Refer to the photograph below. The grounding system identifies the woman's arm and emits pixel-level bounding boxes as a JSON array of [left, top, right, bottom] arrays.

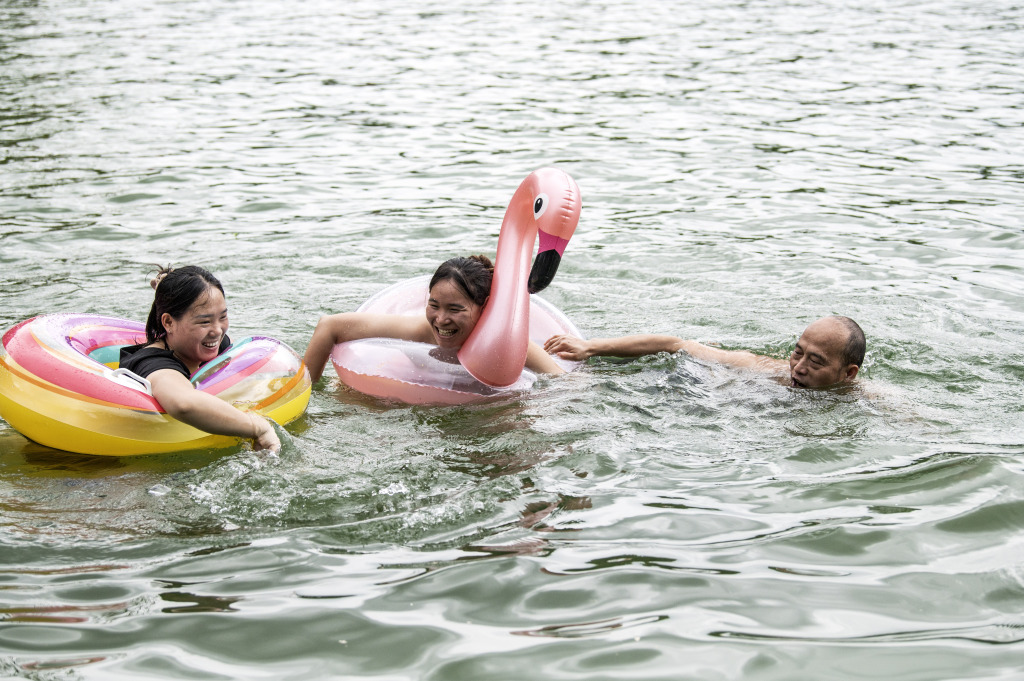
[[303, 312, 428, 382], [148, 369, 281, 452], [526, 339, 566, 375]]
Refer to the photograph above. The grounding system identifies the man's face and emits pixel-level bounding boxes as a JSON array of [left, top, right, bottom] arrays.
[[788, 318, 858, 388]]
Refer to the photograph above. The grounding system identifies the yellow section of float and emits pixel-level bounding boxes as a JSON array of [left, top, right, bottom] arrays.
[[0, 323, 311, 457]]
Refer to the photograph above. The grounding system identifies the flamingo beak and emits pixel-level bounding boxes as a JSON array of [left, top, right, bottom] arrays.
[[528, 249, 561, 294], [528, 227, 572, 294]]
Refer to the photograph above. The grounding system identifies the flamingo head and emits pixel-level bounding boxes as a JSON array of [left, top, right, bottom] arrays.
[[525, 168, 582, 294]]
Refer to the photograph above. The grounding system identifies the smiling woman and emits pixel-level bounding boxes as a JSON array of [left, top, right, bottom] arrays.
[[0, 266, 311, 455], [118, 265, 283, 452], [302, 255, 565, 386], [426, 256, 491, 350]]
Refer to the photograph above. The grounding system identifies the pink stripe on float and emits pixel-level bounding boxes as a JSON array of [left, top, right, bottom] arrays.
[[195, 345, 273, 395]]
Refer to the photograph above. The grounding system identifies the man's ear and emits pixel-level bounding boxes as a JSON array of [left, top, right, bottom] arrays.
[[844, 364, 859, 381]]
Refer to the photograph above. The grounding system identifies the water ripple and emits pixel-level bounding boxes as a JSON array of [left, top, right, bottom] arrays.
[[3, 0, 1024, 678]]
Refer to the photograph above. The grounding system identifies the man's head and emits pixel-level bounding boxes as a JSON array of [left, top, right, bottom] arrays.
[[789, 316, 865, 388]]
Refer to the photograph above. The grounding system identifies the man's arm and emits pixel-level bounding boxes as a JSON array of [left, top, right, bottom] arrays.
[[544, 334, 685, 360], [544, 333, 787, 374]]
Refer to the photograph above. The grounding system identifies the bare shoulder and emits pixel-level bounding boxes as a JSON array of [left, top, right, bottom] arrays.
[[751, 355, 791, 375]]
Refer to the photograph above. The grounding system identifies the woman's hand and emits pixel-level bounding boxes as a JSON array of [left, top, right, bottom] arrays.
[[249, 413, 282, 454]]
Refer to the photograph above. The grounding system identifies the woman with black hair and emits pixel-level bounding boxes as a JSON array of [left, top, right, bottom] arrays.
[[119, 265, 280, 452], [303, 255, 565, 383]]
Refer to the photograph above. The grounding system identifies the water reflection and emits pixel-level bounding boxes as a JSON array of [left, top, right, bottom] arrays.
[[159, 590, 241, 614], [2, 0, 1024, 677]]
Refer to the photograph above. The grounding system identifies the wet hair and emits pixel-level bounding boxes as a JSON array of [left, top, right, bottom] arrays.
[[144, 265, 225, 344], [833, 316, 866, 367], [428, 255, 494, 306]]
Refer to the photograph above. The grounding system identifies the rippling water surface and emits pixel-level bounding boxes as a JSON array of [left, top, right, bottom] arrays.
[[2, 0, 1023, 678]]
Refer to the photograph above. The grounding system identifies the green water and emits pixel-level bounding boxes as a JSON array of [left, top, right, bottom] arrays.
[[2, 0, 1023, 678]]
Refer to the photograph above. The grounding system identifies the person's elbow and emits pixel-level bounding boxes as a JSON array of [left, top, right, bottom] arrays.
[[311, 314, 337, 341], [665, 337, 687, 354], [157, 391, 203, 422], [150, 380, 205, 423]]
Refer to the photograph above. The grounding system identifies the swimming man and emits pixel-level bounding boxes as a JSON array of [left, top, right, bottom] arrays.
[[544, 315, 865, 389]]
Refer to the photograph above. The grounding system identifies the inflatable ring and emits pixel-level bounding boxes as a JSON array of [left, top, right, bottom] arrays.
[[330, 167, 584, 405], [331, 275, 583, 405], [0, 314, 311, 456]]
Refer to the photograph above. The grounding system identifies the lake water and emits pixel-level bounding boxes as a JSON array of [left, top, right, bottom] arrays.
[[2, 0, 1023, 678]]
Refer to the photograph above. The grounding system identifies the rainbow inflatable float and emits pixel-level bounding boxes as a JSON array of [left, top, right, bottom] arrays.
[[331, 167, 584, 405], [0, 314, 311, 456]]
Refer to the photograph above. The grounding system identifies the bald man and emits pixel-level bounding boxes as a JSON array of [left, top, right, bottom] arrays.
[[544, 316, 865, 389]]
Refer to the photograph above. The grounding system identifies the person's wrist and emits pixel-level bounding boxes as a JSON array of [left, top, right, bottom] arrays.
[[248, 413, 264, 438]]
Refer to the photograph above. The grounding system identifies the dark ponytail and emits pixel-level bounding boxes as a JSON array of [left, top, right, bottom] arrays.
[[429, 255, 494, 306], [144, 265, 225, 344]]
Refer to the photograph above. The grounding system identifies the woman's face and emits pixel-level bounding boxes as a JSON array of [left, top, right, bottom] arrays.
[[162, 286, 229, 371], [425, 279, 483, 350]]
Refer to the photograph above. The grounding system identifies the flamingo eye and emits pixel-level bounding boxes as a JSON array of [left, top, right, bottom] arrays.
[[533, 193, 549, 219]]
